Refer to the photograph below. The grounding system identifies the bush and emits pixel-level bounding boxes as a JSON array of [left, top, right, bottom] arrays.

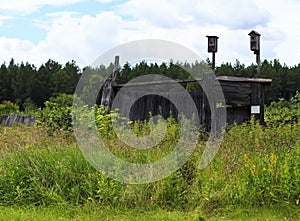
[[36, 94, 73, 131], [23, 98, 38, 116], [0, 101, 19, 115], [265, 91, 300, 123]]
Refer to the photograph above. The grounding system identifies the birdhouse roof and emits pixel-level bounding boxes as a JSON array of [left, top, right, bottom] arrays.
[[248, 30, 261, 36], [206, 35, 219, 39]]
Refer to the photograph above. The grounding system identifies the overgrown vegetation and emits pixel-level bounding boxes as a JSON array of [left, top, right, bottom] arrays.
[[0, 92, 299, 220], [0, 122, 299, 210], [265, 91, 300, 123], [0, 101, 19, 115], [36, 94, 74, 131]]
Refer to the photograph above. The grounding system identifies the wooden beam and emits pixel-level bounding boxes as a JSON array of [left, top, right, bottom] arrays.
[[115, 78, 203, 88], [115, 76, 272, 88], [216, 76, 272, 84]]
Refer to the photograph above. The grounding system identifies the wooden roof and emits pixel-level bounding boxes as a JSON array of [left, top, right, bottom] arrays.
[[116, 76, 272, 88]]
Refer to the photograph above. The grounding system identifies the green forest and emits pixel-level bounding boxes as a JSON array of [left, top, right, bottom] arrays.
[[0, 58, 299, 111]]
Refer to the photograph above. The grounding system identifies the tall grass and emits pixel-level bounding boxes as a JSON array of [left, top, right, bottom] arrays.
[[0, 119, 299, 213]]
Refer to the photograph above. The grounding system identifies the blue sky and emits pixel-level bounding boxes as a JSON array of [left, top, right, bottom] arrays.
[[0, 0, 300, 68]]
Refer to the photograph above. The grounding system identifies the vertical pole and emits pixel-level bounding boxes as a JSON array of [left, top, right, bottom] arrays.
[[256, 52, 261, 77], [202, 73, 209, 131], [112, 56, 119, 82], [212, 52, 216, 70], [260, 84, 265, 124], [256, 51, 264, 124], [101, 56, 120, 111], [251, 83, 260, 121], [211, 52, 217, 131], [202, 72, 216, 132]]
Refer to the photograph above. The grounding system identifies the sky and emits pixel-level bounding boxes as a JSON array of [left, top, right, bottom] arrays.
[[0, 0, 299, 69]]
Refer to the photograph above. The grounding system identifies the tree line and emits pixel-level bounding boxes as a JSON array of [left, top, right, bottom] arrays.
[[0, 58, 299, 110], [0, 59, 81, 110]]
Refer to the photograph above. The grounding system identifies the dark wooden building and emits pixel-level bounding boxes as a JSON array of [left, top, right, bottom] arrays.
[[101, 57, 272, 131]]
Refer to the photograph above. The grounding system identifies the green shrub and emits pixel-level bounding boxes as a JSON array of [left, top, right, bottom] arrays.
[[36, 94, 73, 131], [265, 91, 300, 123], [23, 98, 38, 116], [0, 101, 19, 115]]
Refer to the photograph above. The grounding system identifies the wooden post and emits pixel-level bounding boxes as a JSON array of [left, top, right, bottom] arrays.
[[256, 51, 261, 77], [202, 72, 216, 132], [251, 83, 261, 121], [101, 56, 119, 111], [212, 52, 216, 70], [256, 51, 265, 124], [112, 56, 119, 82], [251, 83, 265, 124], [249, 30, 264, 124], [260, 83, 265, 124]]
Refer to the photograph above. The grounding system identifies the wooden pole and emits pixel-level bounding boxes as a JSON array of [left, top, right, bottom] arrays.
[[256, 51, 261, 77], [256, 51, 265, 124], [101, 56, 119, 111], [112, 56, 119, 82], [202, 72, 216, 132], [212, 52, 216, 70]]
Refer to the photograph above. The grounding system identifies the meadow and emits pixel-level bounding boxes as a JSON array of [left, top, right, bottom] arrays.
[[0, 92, 299, 220]]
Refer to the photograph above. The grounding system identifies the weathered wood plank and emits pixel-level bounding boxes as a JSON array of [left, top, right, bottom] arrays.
[[115, 76, 272, 88], [215, 85, 252, 95], [216, 97, 250, 106], [115, 78, 203, 88], [216, 76, 272, 84]]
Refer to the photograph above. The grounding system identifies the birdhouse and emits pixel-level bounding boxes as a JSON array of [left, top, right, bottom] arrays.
[[206, 36, 219, 53], [248, 30, 260, 54]]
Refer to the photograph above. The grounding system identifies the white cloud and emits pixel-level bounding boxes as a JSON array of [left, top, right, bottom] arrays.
[[252, 0, 300, 65], [0, 0, 86, 14], [0, 11, 125, 67], [113, 0, 272, 65], [0, 37, 37, 63], [118, 0, 270, 30], [115, 0, 300, 66], [0, 8, 283, 68], [194, 0, 270, 29], [0, 0, 300, 68], [117, 0, 191, 29], [95, 0, 114, 3], [0, 15, 12, 27], [43, 11, 124, 65]]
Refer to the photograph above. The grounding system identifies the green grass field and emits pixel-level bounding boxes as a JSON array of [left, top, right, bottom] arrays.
[[0, 205, 299, 220], [0, 116, 299, 220]]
